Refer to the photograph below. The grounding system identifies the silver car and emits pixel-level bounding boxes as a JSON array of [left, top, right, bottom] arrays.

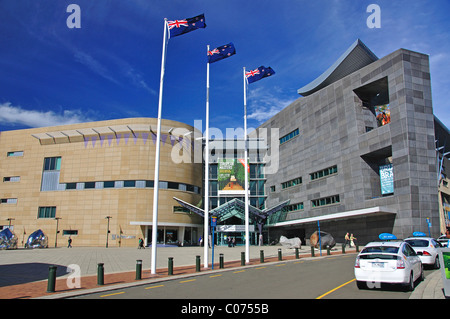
[[404, 237, 441, 269]]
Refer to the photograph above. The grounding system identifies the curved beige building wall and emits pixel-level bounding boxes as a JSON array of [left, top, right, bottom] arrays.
[[0, 118, 203, 247]]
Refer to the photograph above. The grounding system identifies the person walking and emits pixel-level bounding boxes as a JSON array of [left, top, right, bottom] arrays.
[[350, 234, 357, 248], [67, 236, 72, 248], [344, 233, 350, 248]]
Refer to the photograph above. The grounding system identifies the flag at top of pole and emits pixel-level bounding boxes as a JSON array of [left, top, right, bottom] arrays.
[[167, 14, 206, 38], [207, 43, 236, 64], [245, 66, 275, 84]]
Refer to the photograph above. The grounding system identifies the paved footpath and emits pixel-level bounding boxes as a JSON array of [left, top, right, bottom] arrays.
[[0, 245, 445, 299]]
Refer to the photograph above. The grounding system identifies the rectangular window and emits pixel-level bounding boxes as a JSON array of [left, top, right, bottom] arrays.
[[279, 128, 299, 145], [38, 206, 56, 218], [281, 177, 302, 189], [311, 195, 340, 208], [3, 176, 20, 182], [7, 151, 24, 157], [66, 183, 77, 190], [104, 181, 115, 188], [43, 157, 61, 171], [310, 165, 338, 181], [173, 206, 191, 214], [285, 202, 304, 212], [124, 180, 136, 188], [84, 182, 96, 189], [63, 230, 78, 236], [270, 185, 276, 192], [1, 198, 18, 204]]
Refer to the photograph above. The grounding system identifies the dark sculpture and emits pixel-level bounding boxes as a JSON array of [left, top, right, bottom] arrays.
[[310, 231, 336, 249], [25, 229, 49, 249], [0, 228, 18, 250]]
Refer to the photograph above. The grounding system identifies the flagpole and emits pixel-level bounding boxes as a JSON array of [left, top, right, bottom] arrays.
[[151, 18, 168, 275], [204, 45, 210, 269], [243, 67, 250, 264]]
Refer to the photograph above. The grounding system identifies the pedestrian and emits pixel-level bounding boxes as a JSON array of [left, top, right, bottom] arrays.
[[344, 233, 350, 248], [350, 233, 357, 248], [232, 237, 236, 247], [199, 236, 203, 247], [138, 238, 144, 249], [446, 227, 450, 248], [67, 236, 72, 248]]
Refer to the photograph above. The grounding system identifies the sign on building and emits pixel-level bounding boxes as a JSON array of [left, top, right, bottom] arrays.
[[379, 164, 394, 195]]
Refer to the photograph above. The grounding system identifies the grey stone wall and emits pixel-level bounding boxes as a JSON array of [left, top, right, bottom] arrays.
[[258, 48, 439, 244]]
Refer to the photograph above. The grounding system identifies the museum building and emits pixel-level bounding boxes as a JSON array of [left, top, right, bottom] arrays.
[[257, 40, 449, 244]]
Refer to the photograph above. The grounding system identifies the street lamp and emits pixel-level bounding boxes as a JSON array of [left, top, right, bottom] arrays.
[[54, 217, 62, 248], [6, 218, 15, 228], [105, 216, 112, 248]]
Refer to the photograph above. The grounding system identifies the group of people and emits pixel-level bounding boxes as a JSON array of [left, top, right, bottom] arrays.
[[344, 233, 357, 248], [226, 237, 236, 247]]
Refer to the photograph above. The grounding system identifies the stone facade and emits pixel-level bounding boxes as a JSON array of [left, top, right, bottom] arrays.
[[258, 48, 439, 244]]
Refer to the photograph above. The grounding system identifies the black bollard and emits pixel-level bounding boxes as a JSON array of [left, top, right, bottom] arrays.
[[241, 252, 245, 266], [219, 254, 224, 269], [278, 248, 282, 261], [97, 263, 104, 285], [260, 250, 265, 263], [168, 257, 174, 275], [295, 248, 299, 259], [135, 260, 142, 280], [311, 246, 315, 257], [342, 244, 346, 254], [196, 255, 201, 272], [47, 265, 57, 293]]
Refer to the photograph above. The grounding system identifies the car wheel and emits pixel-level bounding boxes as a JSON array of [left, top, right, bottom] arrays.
[[356, 281, 366, 290], [420, 265, 425, 282], [405, 272, 415, 292], [434, 257, 440, 269]]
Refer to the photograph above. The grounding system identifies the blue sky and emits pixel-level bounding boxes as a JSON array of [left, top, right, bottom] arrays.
[[0, 0, 449, 135]]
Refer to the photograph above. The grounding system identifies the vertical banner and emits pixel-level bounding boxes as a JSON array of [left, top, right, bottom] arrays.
[[379, 164, 393, 195], [217, 159, 249, 195]]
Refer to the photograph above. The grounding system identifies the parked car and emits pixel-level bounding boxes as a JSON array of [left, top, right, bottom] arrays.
[[354, 241, 423, 291], [404, 237, 441, 269], [436, 235, 450, 247]]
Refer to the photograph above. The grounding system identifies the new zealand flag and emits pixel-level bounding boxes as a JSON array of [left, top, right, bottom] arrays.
[[245, 66, 275, 84], [167, 14, 206, 38], [207, 43, 236, 64]]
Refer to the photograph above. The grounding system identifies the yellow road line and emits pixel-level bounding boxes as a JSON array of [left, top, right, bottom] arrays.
[[275, 264, 286, 267], [255, 266, 266, 269], [316, 279, 356, 299], [180, 279, 196, 283], [100, 291, 125, 298], [233, 270, 245, 273], [209, 274, 222, 278], [145, 285, 164, 290]]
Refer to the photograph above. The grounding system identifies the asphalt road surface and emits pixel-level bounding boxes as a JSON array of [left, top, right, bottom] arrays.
[[72, 254, 433, 300]]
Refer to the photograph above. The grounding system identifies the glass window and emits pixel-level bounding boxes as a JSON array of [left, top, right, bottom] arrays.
[[66, 183, 77, 190], [43, 157, 61, 171], [104, 181, 115, 188], [124, 180, 136, 188], [7, 151, 24, 157], [38, 206, 56, 218], [84, 182, 95, 189]]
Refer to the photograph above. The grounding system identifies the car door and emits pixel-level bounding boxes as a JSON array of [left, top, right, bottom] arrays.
[[404, 243, 421, 279]]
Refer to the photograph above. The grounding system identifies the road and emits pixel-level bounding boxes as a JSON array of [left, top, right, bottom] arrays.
[[73, 253, 433, 300]]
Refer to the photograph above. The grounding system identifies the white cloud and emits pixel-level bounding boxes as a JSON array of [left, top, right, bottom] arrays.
[[247, 87, 296, 123], [0, 102, 93, 128]]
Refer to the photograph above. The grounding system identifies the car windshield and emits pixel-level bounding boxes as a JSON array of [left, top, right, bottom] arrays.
[[405, 239, 429, 247], [360, 246, 399, 254]]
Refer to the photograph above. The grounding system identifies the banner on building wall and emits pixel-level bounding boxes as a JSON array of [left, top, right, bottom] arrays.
[[217, 158, 249, 196], [375, 104, 391, 126], [379, 163, 394, 195]]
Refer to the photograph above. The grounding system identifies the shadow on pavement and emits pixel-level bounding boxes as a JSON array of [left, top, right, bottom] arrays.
[[0, 263, 68, 287]]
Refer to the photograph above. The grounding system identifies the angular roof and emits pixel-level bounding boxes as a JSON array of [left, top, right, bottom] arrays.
[[298, 39, 378, 96]]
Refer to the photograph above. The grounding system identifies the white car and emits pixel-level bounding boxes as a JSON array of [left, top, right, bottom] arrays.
[[436, 235, 450, 247], [354, 241, 423, 291], [404, 237, 441, 269]]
